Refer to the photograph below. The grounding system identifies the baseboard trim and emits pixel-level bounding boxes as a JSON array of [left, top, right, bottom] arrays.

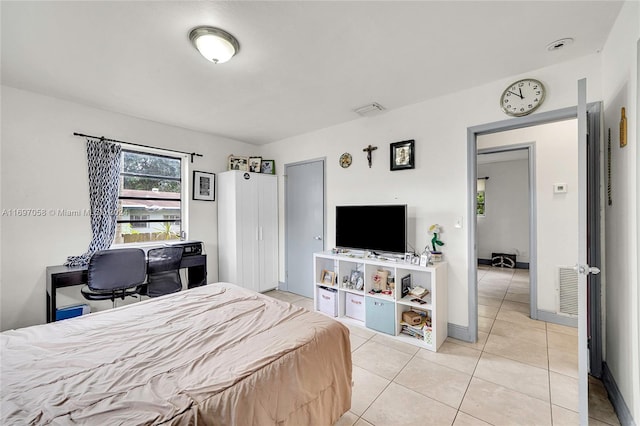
[[536, 309, 578, 327], [602, 362, 635, 426], [448, 323, 472, 342], [278, 281, 287, 291], [477, 258, 529, 269]]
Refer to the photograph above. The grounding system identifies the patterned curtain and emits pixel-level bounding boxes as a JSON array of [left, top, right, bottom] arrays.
[[65, 139, 122, 266]]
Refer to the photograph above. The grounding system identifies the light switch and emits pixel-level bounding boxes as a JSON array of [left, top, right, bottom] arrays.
[[454, 216, 463, 229], [554, 183, 568, 193]]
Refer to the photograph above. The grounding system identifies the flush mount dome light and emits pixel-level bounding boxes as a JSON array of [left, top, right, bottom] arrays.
[[189, 26, 239, 64]]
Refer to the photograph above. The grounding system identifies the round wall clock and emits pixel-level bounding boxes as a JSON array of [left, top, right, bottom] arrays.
[[500, 78, 546, 117], [339, 152, 352, 168]]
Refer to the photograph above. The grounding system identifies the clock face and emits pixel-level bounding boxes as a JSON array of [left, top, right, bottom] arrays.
[[500, 79, 545, 117], [339, 153, 352, 168]]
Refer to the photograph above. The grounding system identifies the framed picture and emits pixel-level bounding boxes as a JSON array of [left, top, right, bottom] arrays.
[[390, 139, 415, 171], [321, 269, 336, 285], [261, 160, 275, 174], [249, 157, 262, 173], [401, 274, 412, 297], [193, 171, 215, 201], [349, 269, 364, 290], [228, 155, 249, 171]]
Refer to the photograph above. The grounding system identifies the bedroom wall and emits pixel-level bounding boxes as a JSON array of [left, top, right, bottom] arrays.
[[262, 54, 603, 328], [477, 159, 530, 264], [600, 0, 639, 422], [477, 120, 578, 313], [0, 85, 254, 331]]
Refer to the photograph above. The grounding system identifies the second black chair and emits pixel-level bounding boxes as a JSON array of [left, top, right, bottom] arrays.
[[144, 246, 184, 297], [81, 248, 146, 307]]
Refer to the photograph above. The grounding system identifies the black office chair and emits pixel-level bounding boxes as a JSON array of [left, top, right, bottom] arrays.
[[81, 248, 146, 307], [143, 246, 184, 298]]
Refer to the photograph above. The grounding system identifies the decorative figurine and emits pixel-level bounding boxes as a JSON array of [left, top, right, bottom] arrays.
[[428, 224, 444, 252], [427, 224, 444, 262]]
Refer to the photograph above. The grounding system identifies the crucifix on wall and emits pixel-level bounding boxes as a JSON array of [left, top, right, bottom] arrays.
[[363, 145, 378, 168]]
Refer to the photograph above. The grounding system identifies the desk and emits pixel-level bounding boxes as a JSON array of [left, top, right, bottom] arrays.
[[46, 254, 207, 323]]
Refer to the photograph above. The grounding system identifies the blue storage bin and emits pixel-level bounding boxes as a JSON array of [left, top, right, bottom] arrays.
[[56, 304, 90, 321], [365, 297, 395, 335]]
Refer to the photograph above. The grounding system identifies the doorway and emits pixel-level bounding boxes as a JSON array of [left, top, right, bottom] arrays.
[[467, 104, 603, 375], [476, 146, 535, 319], [284, 158, 325, 298]]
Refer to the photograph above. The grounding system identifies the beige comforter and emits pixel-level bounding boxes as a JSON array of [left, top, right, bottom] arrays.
[[1, 283, 352, 425]]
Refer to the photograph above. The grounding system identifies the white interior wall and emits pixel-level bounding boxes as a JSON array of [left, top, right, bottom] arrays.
[[0, 85, 255, 331], [477, 159, 530, 264], [600, 0, 639, 421], [262, 54, 602, 328]]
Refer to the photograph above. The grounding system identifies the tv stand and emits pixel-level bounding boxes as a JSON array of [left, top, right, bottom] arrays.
[[313, 250, 448, 351]]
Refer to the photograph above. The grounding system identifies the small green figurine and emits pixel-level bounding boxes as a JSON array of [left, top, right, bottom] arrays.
[[429, 224, 444, 252]]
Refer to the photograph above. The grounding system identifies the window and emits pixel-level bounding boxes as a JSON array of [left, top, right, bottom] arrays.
[[130, 214, 150, 228], [114, 148, 185, 244], [477, 178, 486, 216], [163, 214, 180, 225]]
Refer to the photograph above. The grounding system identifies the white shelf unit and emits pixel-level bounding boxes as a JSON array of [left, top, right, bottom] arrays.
[[313, 251, 448, 352]]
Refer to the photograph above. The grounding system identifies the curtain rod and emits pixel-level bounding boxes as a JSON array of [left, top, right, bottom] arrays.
[[73, 132, 203, 163]]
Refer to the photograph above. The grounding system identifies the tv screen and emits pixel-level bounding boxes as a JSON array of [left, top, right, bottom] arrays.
[[335, 205, 407, 254]]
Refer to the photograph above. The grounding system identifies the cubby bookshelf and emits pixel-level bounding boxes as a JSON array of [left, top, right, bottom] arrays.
[[313, 251, 448, 352]]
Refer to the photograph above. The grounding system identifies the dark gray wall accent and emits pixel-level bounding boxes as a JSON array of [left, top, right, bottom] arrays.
[[478, 259, 529, 269], [447, 323, 472, 342], [536, 309, 578, 328], [603, 362, 635, 426]]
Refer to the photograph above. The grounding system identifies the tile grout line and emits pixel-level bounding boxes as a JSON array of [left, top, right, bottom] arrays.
[[353, 334, 416, 426]]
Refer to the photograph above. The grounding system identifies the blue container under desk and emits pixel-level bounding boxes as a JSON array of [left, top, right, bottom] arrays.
[[55, 304, 90, 321], [365, 297, 395, 335]]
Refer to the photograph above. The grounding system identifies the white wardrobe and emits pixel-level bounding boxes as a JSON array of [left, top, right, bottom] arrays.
[[217, 170, 278, 293]]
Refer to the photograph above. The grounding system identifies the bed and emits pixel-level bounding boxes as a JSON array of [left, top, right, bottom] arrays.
[[1, 283, 352, 425]]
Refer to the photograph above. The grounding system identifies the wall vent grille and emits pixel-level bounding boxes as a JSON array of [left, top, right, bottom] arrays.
[[557, 266, 578, 317]]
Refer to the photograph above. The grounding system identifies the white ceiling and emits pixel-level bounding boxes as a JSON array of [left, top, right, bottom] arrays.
[[1, 1, 624, 145]]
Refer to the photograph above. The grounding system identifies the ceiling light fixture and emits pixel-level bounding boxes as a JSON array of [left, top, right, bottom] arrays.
[[189, 26, 240, 64]]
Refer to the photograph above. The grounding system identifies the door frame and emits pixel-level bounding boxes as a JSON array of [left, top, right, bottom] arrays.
[[466, 104, 603, 374], [476, 144, 537, 319], [283, 157, 326, 293]]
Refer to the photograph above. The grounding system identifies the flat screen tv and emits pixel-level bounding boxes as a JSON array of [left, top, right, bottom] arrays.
[[335, 204, 407, 254]]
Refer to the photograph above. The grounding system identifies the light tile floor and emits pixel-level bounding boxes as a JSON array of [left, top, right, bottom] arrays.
[[264, 268, 620, 426]]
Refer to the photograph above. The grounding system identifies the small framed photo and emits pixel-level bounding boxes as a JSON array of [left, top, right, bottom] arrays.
[[401, 274, 412, 297], [404, 252, 413, 263], [228, 155, 248, 171], [321, 269, 336, 285], [261, 160, 275, 174], [249, 157, 262, 173], [390, 139, 415, 171], [349, 269, 364, 290], [193, 171, 215, 201]]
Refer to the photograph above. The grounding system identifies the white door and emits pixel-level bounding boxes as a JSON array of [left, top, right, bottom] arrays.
[[577, 78, 599, 424], [258, 174, 278, 292]]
